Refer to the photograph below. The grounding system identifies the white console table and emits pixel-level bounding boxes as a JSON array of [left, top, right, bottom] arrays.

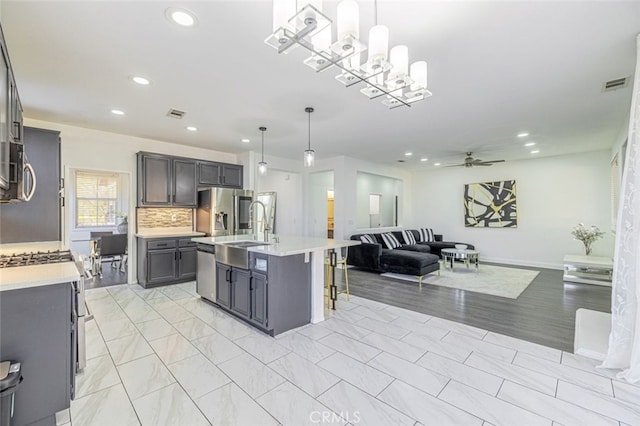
[[563, 255, 613, 286]]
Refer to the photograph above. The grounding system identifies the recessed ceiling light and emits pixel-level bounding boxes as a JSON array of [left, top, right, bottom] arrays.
[[111, 109, 125, 116], [420, 158, 428, 162], [404, 152, 413, 156], [530, 150, 540, 154], [166, 8, 197, 27], [131, 76, 150, 85], [524, 142, 536, 147], [241, 138, 250, 143], [434, 162, 441, 166], [517, 132, 529, 138], [186, 126, 197, 132]]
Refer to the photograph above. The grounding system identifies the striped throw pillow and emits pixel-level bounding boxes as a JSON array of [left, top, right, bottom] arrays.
[[402, 230, 416, 245], [419, 228, 435, 242], [359, 234, 375, 244], [380, 232, 401, 249]]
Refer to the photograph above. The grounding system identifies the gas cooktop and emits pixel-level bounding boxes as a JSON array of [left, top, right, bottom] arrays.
[[0, 250, 74, 268]]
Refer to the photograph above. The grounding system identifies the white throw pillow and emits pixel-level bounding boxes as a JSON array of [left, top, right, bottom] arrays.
[[380, 232, 401, 249], [359, 234, 375, 244], [419, 228, 435, 242], [402, 230, 416, 245]]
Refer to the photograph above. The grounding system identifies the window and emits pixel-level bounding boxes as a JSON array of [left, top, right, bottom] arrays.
[[75, 171, 118, 227]]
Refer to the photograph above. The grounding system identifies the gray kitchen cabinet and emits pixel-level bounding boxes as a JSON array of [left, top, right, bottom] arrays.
[[230, 268, 251, 318], [138, 154, 172, 205], [146, 248, 177, 285], [173, 159, 197, 206], [215, 262, 231, 308], [250, 271, 268, 328], [198, 161, 243, 189], [9, 70, 22, 143], [137, 237, 197, 287], [213, 252, 309, 335], [0, 127, 61, 243], [178, 246, 197, 280], [137, 152, 197, 207], [0, 282, 73, 426]]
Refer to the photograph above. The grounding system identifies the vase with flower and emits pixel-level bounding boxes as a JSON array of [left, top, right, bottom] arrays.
[[571, 223, 605, 255], [116, 213, 128, 234]]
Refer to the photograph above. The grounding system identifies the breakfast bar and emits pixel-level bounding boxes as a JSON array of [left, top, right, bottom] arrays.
[[192, 235, 359, 334]]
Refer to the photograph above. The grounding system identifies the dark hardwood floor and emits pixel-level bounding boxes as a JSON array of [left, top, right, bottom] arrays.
[[341, 263, 611, 352], [85, 262, 128, 289]]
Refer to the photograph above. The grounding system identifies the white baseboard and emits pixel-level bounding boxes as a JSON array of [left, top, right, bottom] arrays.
[[480, 256, 563, 271]]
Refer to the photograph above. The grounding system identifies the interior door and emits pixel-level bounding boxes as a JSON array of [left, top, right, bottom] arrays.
[[0, 43, 9, 190]]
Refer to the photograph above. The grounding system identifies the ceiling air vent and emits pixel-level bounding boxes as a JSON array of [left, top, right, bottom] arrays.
[[603, 77, 628, 92], [166, 108, 186, 119]]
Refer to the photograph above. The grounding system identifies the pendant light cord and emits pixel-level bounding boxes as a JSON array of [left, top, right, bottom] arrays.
[[374, 0, 378, 26], [307, 110, 311, 150], [259, 126, 266, 162]]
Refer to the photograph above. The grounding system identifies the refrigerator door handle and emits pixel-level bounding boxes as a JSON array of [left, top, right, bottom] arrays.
[[233, 195, 240, 234]]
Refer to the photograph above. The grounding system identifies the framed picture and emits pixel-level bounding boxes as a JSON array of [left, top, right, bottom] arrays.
[[464, 180, 517, 227]]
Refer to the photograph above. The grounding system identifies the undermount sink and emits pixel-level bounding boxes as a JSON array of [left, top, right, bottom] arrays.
[[217, 241, 271, 269]]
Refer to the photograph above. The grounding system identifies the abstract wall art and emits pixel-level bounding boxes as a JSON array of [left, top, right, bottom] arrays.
[[464, 180, 517, 228]]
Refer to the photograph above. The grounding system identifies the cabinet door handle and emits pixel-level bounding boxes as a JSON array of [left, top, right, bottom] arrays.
[[175, 252, 177, 260], [179, 252, 182, 260], [226, 270, 230, 282], [229, 270, 232, 282]]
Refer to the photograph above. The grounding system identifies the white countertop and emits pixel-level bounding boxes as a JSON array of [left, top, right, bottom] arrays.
[[192, 235, 360, 257], [136, 229, 206, 239], [0, 262, 80, 292]]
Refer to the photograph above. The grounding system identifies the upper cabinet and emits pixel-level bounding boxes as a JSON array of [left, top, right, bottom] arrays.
[[137, 152, 243, 207], [198, 161, 243, 189], [1, 24, 24, 191], [137, 153, 197, 207]]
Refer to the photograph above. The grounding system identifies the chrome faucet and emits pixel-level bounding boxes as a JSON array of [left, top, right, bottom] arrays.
[[249, 200, 270, 242]]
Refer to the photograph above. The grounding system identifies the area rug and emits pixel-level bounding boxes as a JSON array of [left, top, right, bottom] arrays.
[[381, 264, 540, 299]]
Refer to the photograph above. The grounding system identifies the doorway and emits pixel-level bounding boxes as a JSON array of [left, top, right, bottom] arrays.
[[67, 168, 130, 288]]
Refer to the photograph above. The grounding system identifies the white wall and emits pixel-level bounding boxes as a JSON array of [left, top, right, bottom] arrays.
[[356, 172, 401, 228], [410, 150, 614, 269], [307, 170, 334, 238], [255, 169, 303, 236], [26, 118, 238, 283]]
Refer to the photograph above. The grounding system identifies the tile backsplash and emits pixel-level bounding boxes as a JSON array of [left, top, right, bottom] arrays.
[[137, 208, 193, 229]]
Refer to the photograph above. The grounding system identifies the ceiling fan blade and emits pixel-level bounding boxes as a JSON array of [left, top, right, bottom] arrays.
[[479, 159, 505, 164], [445, 163, 466, 168], [474, 163, 493, 166]]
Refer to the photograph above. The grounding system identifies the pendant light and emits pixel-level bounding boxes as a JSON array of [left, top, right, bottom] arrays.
[[258, 126, 267, 176], [304, 107, 315, 168]]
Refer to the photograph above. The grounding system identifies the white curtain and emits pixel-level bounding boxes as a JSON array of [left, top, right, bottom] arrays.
[[601, 34, 640, 383]]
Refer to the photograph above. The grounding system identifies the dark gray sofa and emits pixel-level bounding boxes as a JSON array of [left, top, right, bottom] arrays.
[[347, 230, 475, 286]]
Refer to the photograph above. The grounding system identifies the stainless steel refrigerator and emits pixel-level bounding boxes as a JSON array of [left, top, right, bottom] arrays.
[[196, 188, 254, 236]]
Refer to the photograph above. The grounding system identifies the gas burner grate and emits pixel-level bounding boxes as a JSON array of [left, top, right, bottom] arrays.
[[0, 250, 74, 268]]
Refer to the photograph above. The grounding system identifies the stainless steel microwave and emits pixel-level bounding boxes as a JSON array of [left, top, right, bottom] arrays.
[[0, 141, 36, 203]]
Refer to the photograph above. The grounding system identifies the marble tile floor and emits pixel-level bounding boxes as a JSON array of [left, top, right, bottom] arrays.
[[61, 281, 640, 426]]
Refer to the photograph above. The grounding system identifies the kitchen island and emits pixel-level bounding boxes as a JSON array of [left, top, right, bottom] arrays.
[[192, 235, 359, 334]]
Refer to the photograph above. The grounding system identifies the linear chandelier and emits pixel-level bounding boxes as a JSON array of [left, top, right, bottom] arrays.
[[265, 0, 431, 109]]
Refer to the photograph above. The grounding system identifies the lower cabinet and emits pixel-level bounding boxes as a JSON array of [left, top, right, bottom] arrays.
[[137, 237, 197, 287], [250, 272, 268, 328], [216, 263, 268, 328]]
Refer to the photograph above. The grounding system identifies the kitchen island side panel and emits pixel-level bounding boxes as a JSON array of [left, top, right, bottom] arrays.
[[0, 282, 72, 426], [267, 253, 311, 335]]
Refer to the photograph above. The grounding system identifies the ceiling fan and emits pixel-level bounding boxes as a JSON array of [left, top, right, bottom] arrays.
[[448, 152, 505, 168]]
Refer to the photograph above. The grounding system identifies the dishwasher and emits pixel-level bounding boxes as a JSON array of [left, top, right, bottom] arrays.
[[196, 244, 216, 302]]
